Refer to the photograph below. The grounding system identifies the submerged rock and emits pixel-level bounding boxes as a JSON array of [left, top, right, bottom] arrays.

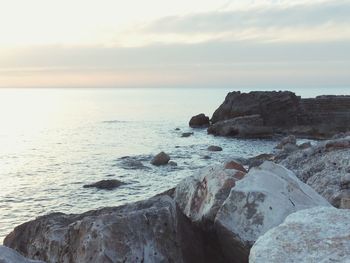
[[189, 113, 210, 128], [83, 179, 124, 190], [214, 161, 330, 262], [116, 156, 149, 170], [278, 136, 350, 207], [250, 207, 350, 263], [4, 195, 209, 263], [0, 246, 45, 263], [207, 146, 223, 152], [181, 132, 194, 138], [150, 152, 170, 166]]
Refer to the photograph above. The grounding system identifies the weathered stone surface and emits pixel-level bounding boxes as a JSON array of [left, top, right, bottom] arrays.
[[209, 91, 350, 139], [298, 141, 312, 149], [175, 165, 245, 225], [207, 146, 223, 152], [4, 195, 208, 263], [250, 207, 350, 263], [83, 179, 124, 190], [150, 151, 170, 166], [0, 246, 45, 263], [279, 136, 350, 207], [224, 161, 247, 173], [214, 161, 330, 262], [207, 115, 273, 138], [246, 153, 274, 169], [189, 113, 210, 128], [275, 135, 296, 149]]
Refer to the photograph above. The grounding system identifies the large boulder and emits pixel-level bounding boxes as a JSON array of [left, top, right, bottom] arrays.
[[189, 114, 210, 128], [0, 246, 45, 263], [175, 165, 245, 226], [278, 136, 350, 207], [4, 195, 207, 263], [211, 91, 300, 127], [250, 207, 350, 263], [207, 115, 273, 138], [83, 179, 124, 190], [150, 152, 170, 166], [214, 161, 330, 262]]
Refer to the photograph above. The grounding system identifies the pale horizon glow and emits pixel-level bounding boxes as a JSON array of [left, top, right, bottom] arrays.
[[0, 0, 349, 88]]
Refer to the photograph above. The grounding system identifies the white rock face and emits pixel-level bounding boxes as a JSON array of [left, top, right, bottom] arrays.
[[214, 161, 330, 261], [175, 165, 245, 224], [279, 136, 350, 207], [0, 246, 45, 263], [250, 207, 350, 263]]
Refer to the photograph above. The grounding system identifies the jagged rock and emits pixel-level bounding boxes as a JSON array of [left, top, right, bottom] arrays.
[[150, 152, 170, 166], [207, 146, 222, 152], [214, 161, 330, 262], [175, 165, 245, 225], [189, 114, 210, 128], [83, 179, 124, 190], [278, 136, 350, 207], [250, 207, 350, 263], [246, 153, 274, 169], [0, 246, 45, 263], [224, 161, 247, 173], [4, 195, 208, 263], [275, 135, 296, 149], [207, 115, 273, 138], [181, 132, 194, 138]]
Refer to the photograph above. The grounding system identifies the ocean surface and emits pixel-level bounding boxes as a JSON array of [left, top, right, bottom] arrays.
[[0, 87, 348, 242]]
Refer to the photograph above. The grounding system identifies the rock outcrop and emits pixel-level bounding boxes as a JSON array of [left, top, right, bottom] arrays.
[[214, 161, 330, 262], [250, 207, 350, 263], [83, 179, 124, 190], [0, 246, 45, 263], [209, 91, 350, 139], [189, 114, 210, 128], [278, 136, 350, 207], [4, 195, 209, 263], [150, 152, 170, 166]]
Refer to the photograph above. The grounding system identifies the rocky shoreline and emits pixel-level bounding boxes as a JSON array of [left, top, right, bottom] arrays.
[[1, 91, 350, 263]]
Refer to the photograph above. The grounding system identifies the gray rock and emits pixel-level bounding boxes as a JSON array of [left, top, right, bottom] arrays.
[[4, 196, 209, 263], [151, 152, 170, 166], [250, 207, 350, 263], [181, 132, 194, 138], [298, 141, 312, 149], [275, 135, 296, 149], [116, 156, 149, 170], [207, 146, 223, 152], [0, 246, 45, 263], [175, 165, 246, 225], [214, 161, 330, 262], [83, 179, 124, 190], [279, 136, 350, 207], [189, 113, 210, 128], [168, 161, 178, 166]]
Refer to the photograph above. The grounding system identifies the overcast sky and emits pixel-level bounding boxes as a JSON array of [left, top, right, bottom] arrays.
[[0, 0, 349, 88]]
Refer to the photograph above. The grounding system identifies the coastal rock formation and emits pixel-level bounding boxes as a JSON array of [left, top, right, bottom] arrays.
[[209, 91, 350, 139], [175, 165, 245, 225], [275, 135, 296, 149], [224, 161, 247, 172], [214, 161, 330, 262], [189, 114, 210, 128], [278, 136, 350, 207], [207, 115, 273, 138], [150, 151, 170, 166], [0, 246, 45, 263], [4, 195, 207, 263], [249, 207, 350, 263], [83, 179, 124, 190]]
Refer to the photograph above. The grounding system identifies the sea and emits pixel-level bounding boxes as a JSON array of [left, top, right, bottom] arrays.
[[0, 86, 349, 242]]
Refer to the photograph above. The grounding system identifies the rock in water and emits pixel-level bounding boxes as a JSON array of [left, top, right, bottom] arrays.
[[0, 246, 45, 263], [83, 179, 124, 190], [150, 151, 170, 166], [4, 196, 208, 263], [181, 132, 194, 138], [214, 161, 330, 262], [207, 146, 222, 152], [275, 135, 296, 149], [175, 165, 245, 225], [189, 113, 210, 128], [278, 136, 350, 207], [249, 207, 350, 263]]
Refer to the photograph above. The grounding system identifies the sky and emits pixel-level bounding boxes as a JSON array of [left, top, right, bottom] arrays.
[[0, 0, 349, 88]]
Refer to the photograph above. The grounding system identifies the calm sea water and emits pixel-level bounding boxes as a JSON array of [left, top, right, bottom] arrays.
[[0, 87, 349, 242]]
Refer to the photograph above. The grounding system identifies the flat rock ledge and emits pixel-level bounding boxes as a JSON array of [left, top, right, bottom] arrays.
[[250, 207, 350, 263]]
